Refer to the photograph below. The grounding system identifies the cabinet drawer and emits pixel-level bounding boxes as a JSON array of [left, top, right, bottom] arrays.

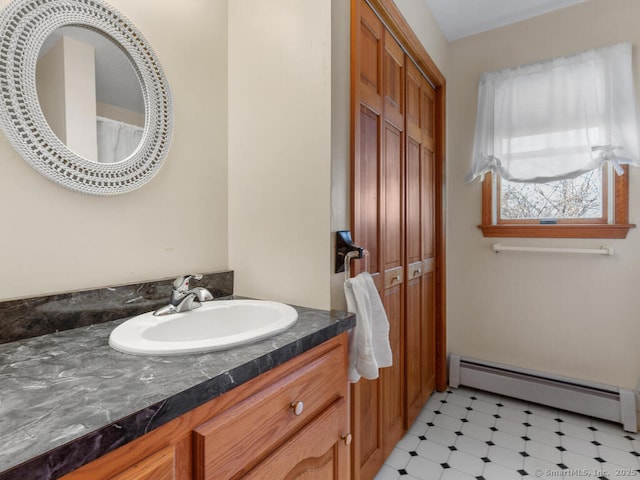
[[193, 341, 346, 480]]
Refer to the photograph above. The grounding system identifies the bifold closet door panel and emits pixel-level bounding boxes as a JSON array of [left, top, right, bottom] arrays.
[[421, 77, 437, 398], [351, 0, 445, 476], [379, 29, 406, 458], [404, 59, 425, 426], [351, 1, 385, 478]]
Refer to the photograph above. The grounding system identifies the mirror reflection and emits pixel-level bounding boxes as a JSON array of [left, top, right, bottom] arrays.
[[36, 26, 145, 164]]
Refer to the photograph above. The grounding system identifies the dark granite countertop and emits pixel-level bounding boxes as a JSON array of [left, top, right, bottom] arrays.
[[0, 301, 355, 480]]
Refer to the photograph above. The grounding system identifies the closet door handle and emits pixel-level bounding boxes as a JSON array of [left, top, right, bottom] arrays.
[[384, 267, 404, 288]]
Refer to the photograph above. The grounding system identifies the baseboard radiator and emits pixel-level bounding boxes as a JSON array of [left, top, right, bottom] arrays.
[[449, 355, 637, 433]]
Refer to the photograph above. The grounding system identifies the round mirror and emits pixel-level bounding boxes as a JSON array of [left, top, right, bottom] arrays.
[[37, 26, 145, 164], [0, 0, 173, 195]]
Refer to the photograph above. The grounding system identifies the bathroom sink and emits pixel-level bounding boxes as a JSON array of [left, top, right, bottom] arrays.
[[109, 300, 298, 355]]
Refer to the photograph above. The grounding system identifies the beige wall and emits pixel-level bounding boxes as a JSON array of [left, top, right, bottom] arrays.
[[448, 0, 640, 389], [393, 0, 448, 77], [228, 0, 332, 309], [0, 0, 228, 300], [329, 0, 351, 311]]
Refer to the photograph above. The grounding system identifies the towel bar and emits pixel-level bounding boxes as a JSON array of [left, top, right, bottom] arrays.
[[492, 243, 614, 256]]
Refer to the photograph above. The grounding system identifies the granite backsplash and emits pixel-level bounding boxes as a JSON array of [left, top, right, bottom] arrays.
[[0, 271, 233, 344]]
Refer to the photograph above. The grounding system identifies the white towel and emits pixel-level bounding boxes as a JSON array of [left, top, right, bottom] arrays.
[[344, 272, 393, 383]]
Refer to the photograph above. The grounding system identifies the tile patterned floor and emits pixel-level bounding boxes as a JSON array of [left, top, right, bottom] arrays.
[[374, 387, 640, 480]]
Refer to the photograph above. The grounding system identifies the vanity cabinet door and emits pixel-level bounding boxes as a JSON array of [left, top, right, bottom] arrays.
[[62, 444, 179, 480], [109, 446, 175, 480], [243, 398, 349, 480], [60, 435, 189, 480]]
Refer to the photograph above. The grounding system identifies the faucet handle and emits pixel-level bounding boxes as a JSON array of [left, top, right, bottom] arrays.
[[173, 274, 203, 292]]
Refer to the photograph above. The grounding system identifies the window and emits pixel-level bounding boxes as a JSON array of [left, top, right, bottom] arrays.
[[500, 168, 604, 222], [468, 43, 638, 238], [480, 165, 631, 239]]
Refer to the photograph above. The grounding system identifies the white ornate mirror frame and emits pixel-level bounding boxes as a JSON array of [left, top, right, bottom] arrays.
[[0, 0, 173, 195]]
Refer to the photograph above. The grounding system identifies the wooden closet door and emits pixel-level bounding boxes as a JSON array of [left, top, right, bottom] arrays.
[[350, 2, 385, 479], [404, 59, 426, 426], [405, 65, 437, 426], [421, 78, 437, 398], [351, 1, 444, 478], [380, 28, 405, 460]]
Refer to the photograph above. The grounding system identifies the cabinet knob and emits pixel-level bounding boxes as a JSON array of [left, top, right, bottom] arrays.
[[414, 269, 422, 277], [290, 401, 304, 416], [342, 433, 353, 446]]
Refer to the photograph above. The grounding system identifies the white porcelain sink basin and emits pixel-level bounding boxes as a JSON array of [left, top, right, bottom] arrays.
[[109, 300, 298, 355]]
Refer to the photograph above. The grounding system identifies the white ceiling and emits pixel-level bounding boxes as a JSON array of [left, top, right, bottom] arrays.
[[423, 0, 589, 41]]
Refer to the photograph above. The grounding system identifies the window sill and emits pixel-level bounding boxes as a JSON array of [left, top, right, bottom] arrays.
[[478, 224, 636, 239]]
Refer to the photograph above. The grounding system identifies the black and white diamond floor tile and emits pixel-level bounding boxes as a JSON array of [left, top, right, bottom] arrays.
[[374, 387, 640, 480]]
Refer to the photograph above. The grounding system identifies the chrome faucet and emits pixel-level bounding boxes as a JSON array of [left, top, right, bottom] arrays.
[[153, 274, 214, 316]]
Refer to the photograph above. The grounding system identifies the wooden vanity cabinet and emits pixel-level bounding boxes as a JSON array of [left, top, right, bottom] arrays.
[[61, 333, 350, 480]]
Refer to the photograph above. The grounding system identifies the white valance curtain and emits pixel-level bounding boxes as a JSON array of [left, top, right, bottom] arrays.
[[96, 116, 144, 164], [466, 42, 640, 183]]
